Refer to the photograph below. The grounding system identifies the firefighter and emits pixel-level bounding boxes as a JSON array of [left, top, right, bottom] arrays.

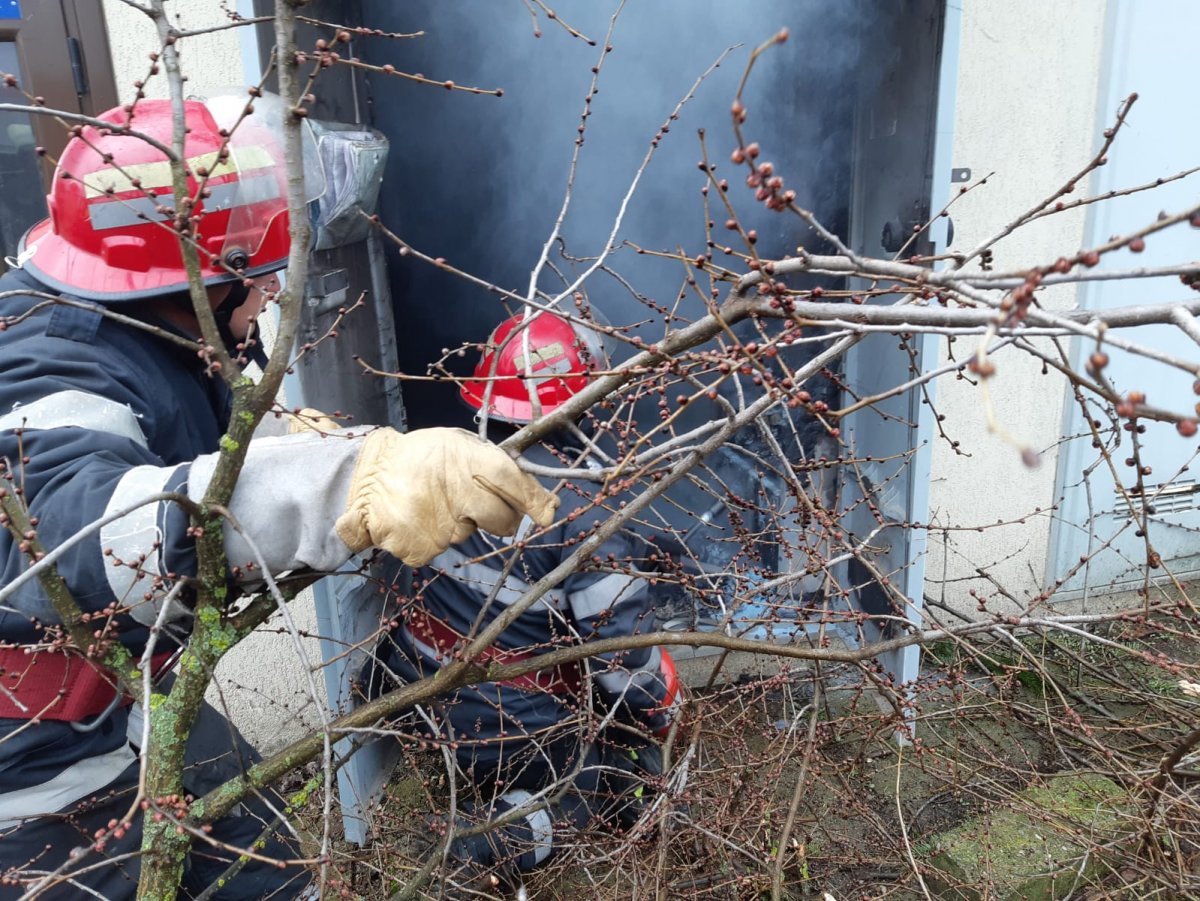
[[0, 95, 556, 899], [368, 310, 684, 876]]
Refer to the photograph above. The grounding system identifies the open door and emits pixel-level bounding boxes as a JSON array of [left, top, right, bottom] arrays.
[[839, 0, 958, 688]]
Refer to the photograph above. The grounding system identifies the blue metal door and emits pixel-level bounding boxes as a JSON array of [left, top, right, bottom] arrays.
[[839, 0, 958, 688], [1050, 0, 1200, 595]]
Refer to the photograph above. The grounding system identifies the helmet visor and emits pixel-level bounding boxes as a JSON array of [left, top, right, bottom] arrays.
[[199, 91, 324, 267]]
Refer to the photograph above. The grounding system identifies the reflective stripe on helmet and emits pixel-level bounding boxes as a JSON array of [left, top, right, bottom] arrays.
[[512, 340, 567, 374], [82, 146, 277, 198], [87, 173, 281, 231], [86, 195, 161, 231]]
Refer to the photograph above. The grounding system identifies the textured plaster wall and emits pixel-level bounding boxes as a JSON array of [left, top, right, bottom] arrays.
[[101, 1, 328, 751], [103, 1, 248, 104], [925, 1, 1108, 613]]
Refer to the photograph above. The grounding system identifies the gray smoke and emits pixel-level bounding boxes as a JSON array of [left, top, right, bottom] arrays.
[[357, 0, 878, 431]]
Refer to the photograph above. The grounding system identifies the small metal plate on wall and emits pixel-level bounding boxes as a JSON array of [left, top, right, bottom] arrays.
[[308, 267, 350, 315]]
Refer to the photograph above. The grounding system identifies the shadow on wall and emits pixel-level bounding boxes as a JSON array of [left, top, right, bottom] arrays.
[[358, 0, 887, 430]]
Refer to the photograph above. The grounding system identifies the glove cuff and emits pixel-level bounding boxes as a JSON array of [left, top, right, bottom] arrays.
[[335, 428, 398, 553]]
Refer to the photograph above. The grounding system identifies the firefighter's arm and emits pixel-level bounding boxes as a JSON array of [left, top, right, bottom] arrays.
[[1, 324, 556, 629], [101, 427, 555, 627], [564, 560, 682, 737], [188, 425, 558, 574]]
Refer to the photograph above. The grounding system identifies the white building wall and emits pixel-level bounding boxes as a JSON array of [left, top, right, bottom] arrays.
[[103, 0, 250, 103], [924, 0, 1108, 612]]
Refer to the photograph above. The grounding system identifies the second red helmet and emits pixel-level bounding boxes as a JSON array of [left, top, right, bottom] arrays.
[[460, 311, 609, 423]]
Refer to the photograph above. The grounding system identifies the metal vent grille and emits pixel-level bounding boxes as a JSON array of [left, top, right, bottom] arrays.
[[1116, 480, 1198, 517]]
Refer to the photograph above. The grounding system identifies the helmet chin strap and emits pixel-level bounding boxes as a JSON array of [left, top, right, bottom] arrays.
[[213, 280, 269, 368], [216, 278, 253, 315]]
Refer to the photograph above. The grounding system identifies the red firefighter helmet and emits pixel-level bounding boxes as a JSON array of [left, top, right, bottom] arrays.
[[19, 93, 298, 303], [460, 310, 609, 423]]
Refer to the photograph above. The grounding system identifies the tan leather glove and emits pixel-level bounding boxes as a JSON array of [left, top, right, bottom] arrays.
[[334, 427, 558, 565], [286, 408, 345, 434]]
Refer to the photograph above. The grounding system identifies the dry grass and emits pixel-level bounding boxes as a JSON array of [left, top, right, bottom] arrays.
[[298, 617, 1200, 900]]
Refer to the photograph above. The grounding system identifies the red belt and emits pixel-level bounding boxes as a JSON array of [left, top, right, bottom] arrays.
[[0, 645, 175, 722], [405, 608, 581, 696]]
